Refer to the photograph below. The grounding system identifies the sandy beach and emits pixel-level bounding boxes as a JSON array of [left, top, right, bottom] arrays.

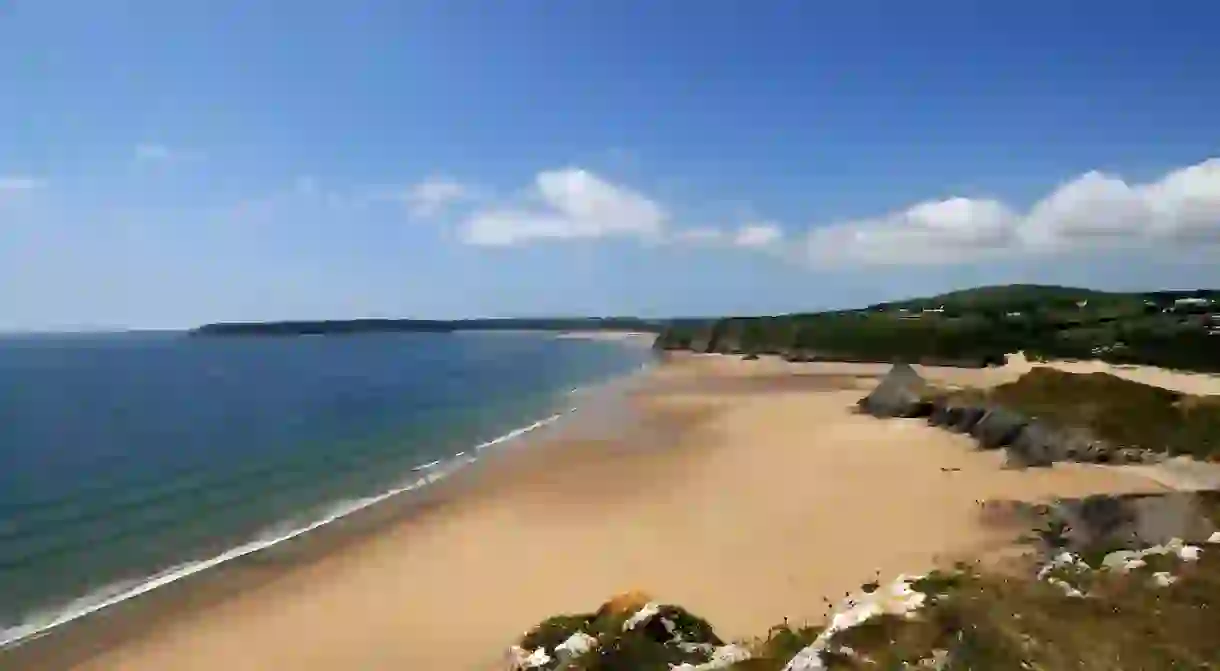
[[7, 353, 1182, 671]]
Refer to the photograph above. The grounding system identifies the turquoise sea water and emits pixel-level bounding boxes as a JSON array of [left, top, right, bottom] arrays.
[[0, 331, 654, 646]]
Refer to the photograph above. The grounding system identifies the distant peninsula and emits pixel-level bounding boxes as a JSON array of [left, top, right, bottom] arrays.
[[190, 317, 666, 337]]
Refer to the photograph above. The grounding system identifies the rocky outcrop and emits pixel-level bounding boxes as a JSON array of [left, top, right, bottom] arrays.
[[993, 491, 1220, 555], [507, 592, 728, 671], [856, 362, 933, 418], [862, 365, 1174, 469]]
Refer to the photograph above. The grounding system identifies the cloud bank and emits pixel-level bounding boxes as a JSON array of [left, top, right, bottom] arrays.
[[451, 158, 1220, 267], [806, 158, 1220, 266]]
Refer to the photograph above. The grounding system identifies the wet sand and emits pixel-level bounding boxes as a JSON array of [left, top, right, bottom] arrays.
[[6, 353, 1171, 670]]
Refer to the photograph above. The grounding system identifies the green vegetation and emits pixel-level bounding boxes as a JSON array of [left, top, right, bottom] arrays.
[[979, 368, 1220, 461], [655, 284, 1220, 372], [513, 547, 1220, 670]]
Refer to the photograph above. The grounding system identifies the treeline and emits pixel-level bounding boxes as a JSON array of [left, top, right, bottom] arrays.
[[654, 285, 1220, 372]]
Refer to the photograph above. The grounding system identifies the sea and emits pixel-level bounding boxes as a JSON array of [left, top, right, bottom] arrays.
[[0, 330, 655, 648]]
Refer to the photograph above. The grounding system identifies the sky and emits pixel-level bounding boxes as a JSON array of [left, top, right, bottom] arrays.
[[2, 1, 1219, 330]]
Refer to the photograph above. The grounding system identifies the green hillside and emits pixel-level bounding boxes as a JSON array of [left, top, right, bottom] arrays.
[[655, 284, 1220, 372]]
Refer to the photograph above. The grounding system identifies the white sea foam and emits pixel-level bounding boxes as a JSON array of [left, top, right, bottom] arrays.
[[0, 356, 658, 651], [0, 410, 566, 651]]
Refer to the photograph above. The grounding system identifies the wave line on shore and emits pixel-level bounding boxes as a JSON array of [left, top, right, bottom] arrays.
[[0, 410, 568, 651]]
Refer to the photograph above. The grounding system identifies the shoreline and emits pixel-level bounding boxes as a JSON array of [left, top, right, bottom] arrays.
[[0, 358, 658, 667], [6, 354, 1173, 670]]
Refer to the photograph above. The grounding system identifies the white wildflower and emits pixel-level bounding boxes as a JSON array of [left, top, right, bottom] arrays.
[[555, 631, 597, 659], [671, 643, 755, 670], [623, 602, 661, 631]]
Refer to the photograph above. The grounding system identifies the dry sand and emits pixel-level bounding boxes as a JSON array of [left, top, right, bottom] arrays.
[[11, 353, 1174, 671]]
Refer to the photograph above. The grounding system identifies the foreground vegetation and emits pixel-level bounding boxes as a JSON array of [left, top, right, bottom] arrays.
[[654, 284, 1220, 372], [509, 496, 1220, 670]]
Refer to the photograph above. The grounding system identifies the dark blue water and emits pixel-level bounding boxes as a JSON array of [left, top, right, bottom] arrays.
[[0, 331, 653, 644]]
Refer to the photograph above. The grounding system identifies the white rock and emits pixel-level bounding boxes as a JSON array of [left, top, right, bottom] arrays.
[[1177, 544, 1202, 562], [1037, 551, 1086, 580], [676, 642, 716, 656], [523, 647, 552, 668], [1102, 538, 1202, 573], [783, 645, 828, 671], [917, 649, 951, 669], [623, 602, 661, 631], [506, 646, 531, 669], [708, 644, 753, 666], [782, 575, 929, 671], [1207, 531, 1220, 544], [1045, 577, 1086, 598], [1101, 550, 1141, 572], [1151, 571, 1178, 588], [555, 631, 598, 659], [506, 645, 552, 670], [670, 643, 754, 671]]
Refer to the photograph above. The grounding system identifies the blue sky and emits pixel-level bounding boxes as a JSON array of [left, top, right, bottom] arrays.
[[2, 1, 1218, 330]]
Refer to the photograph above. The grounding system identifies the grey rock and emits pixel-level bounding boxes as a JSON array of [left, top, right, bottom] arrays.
[[857, 363, 932, 418], [927, 397, 953, 427], [949, 406, 987, 433], [971, 407, 1029, 449], [1005, 421, 1060, 468], [1054, 492, 1218, 552], [1058, 427, 1107, 463]]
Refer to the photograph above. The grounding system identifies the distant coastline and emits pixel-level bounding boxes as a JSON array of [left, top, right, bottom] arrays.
[[190, 317, 666, 338]]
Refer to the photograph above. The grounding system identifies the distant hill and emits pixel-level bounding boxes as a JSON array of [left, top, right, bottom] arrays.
[[654, 284, 1220, 372], [872, 284, 1123, 311], [191, 317, 667, 337]]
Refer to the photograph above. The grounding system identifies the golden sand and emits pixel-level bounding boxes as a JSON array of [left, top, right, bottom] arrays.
[[15, 353, 1171, 670]]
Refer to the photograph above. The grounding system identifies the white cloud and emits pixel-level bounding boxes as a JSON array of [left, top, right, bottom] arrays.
[[0, 176, 45, 191], [403, 176, 469, 219], [461, 168, 666, 246], [734, 222, 783, 248], [805, 157, 1220, 266]]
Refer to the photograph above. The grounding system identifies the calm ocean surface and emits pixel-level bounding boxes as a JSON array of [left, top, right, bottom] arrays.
[[0, 331, 654, 646]]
